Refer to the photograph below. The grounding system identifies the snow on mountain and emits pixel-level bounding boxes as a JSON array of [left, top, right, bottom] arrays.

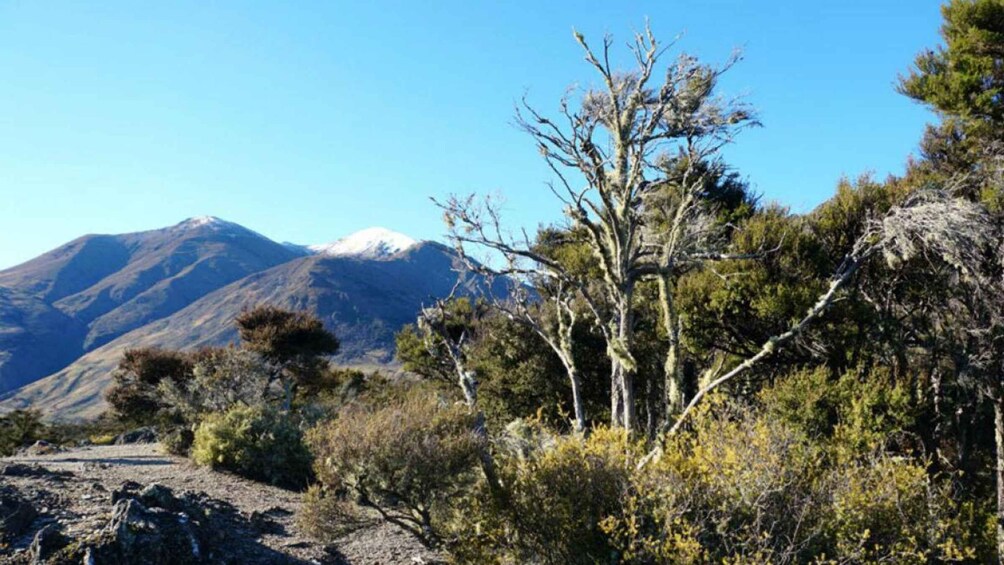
[[309, 227, 418, 259]]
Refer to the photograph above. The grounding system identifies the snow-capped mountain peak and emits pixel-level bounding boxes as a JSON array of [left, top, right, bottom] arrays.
[[309, 227, 418, 259], [176, 216, 242, 232], [173, 216, 269, 239]]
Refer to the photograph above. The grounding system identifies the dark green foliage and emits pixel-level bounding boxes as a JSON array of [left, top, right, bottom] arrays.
[[471, 314, 609, 431], [236, 305, 340, 364], [899, 0, 1004, 129], [899, 0, 1004, 205], [236, 305, 340, 408], [104, 348, 194, 424]]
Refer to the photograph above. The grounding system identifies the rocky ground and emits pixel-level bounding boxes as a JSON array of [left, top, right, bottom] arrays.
[[0, 443, 441, 564]]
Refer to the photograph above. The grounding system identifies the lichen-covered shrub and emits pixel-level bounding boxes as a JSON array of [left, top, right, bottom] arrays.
[[302, 390, 483, 547], [191, 405, 312, 489], [158, 348, 271, 422]]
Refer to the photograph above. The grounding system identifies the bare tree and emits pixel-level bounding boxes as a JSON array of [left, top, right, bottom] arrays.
[[440, 24, 756, 431]]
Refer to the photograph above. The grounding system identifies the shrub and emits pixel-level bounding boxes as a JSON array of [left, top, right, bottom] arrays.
[[191, 405, 312, 489], [761, 366, 917, 460], [824, 455, 979, 563], [0, 409, 44, 456], [604, 402, 828, 563], [88, 433, 117, 446], [160, 427, 195, 456], [303, 389, 483, 547], [159, 347, 270, 422], [601, 399, 981, 564], [451, 424, 639, 565]]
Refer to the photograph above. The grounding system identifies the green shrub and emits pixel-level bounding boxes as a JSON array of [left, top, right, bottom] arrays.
[[761, 366, 916, 459], [158, 347, 270, 423], [0, 409, 44, 456], [160, 427, 195, 456], [105, 348, 194, 424], [191, 405, 312, 489], [451, 424, 639, 565], [303, 389, 483, 547]]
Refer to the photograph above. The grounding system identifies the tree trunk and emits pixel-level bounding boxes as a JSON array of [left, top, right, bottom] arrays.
[[621, 366, 637, 431], [659, 274, 684, 416], [452, 359, 506, 501], [610, 359, 623, 427], [564, 362, 586, 433], [994, 398, 1004, 562], [618, 303, 637, 431]]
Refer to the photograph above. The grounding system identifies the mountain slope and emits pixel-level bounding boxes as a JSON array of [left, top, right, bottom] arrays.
[[0, 288, 87, 392], [0, 217, 300, 392], [52, 217, 301, 350], [1, 241, 471, 420]]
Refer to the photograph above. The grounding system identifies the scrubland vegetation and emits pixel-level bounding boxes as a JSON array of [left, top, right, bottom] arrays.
[[5, 1, 1004, 562]]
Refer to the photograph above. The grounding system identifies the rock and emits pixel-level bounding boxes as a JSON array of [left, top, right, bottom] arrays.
[[0, 486, 37, 542], [28, 524, 68, 564], [138, 483, 179, 511], [65, 498, 203, 564], [113, 427, 157, 445], [17, 441, 62, 456], [1, 463, 74, 480], [248, 509, 284, 535], [110, 480, 142, 504]]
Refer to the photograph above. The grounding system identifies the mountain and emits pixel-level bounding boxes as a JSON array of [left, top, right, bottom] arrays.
[[308, 227, 418, 259], [0, 217, 301, 393], [0, 219, 474, 420], [0, 288, 87, 393], [2, 241, 469, 420]]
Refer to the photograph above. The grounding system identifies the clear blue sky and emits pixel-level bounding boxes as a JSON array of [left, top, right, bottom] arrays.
[[0, 1, 943, 269]]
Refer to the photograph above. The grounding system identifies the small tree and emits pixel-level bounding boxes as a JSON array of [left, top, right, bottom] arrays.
[[235, 305, 340, 411]]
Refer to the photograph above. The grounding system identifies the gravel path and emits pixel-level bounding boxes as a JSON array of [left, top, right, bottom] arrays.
[[1, 443, 440, 564]]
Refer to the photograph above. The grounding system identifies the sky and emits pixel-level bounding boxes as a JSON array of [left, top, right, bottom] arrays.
[[0, 1, 944, 269]]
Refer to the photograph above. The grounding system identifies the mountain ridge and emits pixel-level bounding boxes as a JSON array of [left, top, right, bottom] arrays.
[[0, 218, 466, 421]]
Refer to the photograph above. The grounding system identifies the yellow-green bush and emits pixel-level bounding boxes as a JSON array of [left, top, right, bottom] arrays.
[[604, 402, 825, 564], [601, 399, 982, 564], [88, 433, 117, 446], [761, 366, 916, 460], [191, 405, 312, 489], [824, 456, 978, 563], [302, 389, 483, 547], [450, 424, 641, 564]]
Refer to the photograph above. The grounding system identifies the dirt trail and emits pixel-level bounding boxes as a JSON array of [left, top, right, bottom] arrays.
[[1, 443, 439, 564]]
